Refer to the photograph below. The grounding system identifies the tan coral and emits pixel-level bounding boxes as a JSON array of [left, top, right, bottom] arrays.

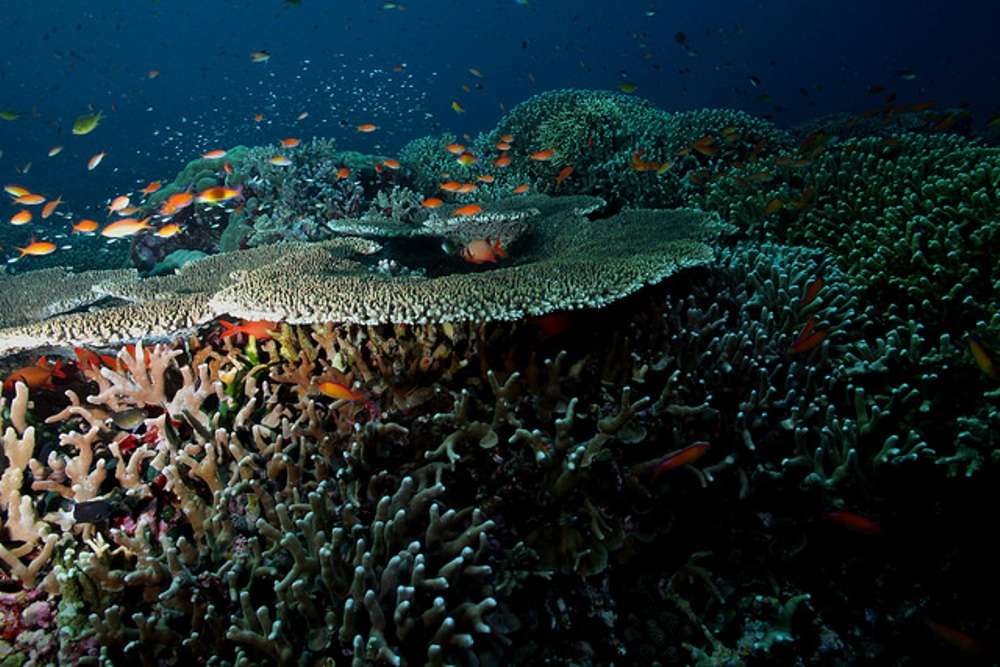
[[0, 266, 137, 328], [209, 207, 714, 324]]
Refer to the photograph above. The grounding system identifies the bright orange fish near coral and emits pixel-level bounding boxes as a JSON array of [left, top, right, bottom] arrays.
[[218, 319, 278, 341], [653, 442, 710, 478], [14, 239, 56, 258], [452, 204, 482, 217], [317, 380, 381, 420], [3, 357, 66, 392], [461, 238, 506, 264]]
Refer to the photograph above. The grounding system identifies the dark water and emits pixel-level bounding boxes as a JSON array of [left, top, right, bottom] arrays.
[[2, 0, 998, 227]]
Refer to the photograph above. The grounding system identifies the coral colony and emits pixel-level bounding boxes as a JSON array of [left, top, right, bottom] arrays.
[[1, 90, 998, 664]]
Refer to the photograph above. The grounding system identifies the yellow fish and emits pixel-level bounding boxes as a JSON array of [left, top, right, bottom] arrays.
[[72, 111, 103, 135], [451, 100, 465, 113]]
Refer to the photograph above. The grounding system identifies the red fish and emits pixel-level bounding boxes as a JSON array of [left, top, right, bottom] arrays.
[[530, 312, 570, 339], [219, 319, 278, 341], [923, 619, 987, 656], [74, 346, 103, 372], [555, 165, 574, 185], [801, 277, 824, 307], [653, 442, 710, 478], [4, 356, 66, 392], [461, 238, 506, 264], [788, 318, 826, 354], [824, 511, 881, 536]]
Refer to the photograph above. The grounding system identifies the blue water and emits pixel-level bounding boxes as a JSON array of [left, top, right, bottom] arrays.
[[2, 0, 998, 220]]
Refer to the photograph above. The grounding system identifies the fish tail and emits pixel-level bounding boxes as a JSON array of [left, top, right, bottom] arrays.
[[218, 319, 240, 338]]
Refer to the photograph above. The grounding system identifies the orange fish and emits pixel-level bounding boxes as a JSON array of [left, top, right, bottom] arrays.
[[269, 155, 292, 166], [4, 184, 30, 197], [219, 319, 278, 341], [337, 167, 351, 179], [457, 183, 477, 194], [440, 181, 463, 193], [493, 154, 511, 168], [495, 141, 511, 151], [202, 149, 227, 159], [196, 186, 243, 204], [477, 175, 495, 183], [280, 137, 300, 148], [108, 195, 131, 213], [967, 335, 998, 379], [823, 511, 881, 536], [254, 114, 265, 123], [500, 134, 514, 143], [461, 238, 506, 264], [72, 219, 99, 233], [155, 223, 183, 238], [10, 210, 32, 226], [223, 162, 233, 175], [140, 181, 162, 195], [691, 135, 718, 156], [455, 152, 477, 166], [788, 318, 826, 354], [764, 197, 783, 215], [529, 149, 556, 161], [15, 239, 56, 258], [41, 195, 63, 219], [3, 357, 66, 392], [160, 192, 194, 216], [14, 193, 45, 205], [382, 159, 401, 170], [317, 380, 364, 401], [87, 152, 107, 170], [356, 123, 378, 133], [101, 217, 151, 238], [421, 197, 444, 208], [513, 183, 530, 194], [555, 165, 574, 185], [452, 204, 483, 217], [118, 206, 141, 216], [445, 143, 466, 155], [653, 442, 710, 478]]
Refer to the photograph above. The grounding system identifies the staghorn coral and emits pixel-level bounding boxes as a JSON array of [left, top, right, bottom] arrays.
[[696, 131, 1000, 477], [487, 89, 791, 207]]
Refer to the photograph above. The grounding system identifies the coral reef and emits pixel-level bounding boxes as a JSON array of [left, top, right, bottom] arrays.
[[2, 90, 998, 665], [0, 199, 715, 352]]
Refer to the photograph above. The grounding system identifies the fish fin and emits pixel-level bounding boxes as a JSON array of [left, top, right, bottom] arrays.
[[493, 238, 507, 258]]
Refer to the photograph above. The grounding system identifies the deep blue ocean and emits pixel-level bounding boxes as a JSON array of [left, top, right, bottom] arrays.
[[2, 0, 998, 235]]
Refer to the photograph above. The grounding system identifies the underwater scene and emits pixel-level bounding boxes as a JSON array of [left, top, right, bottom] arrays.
[[2, 0, 1000, 664]]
